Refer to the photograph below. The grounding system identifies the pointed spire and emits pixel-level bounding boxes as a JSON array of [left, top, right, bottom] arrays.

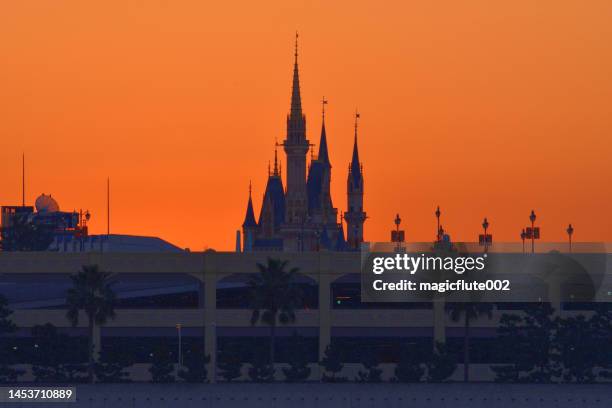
[[318, 122, 329, 164], [350, 110, 362, 182], [290, 31, 302, 119], [318, 97, 330, 164], [273, 143, 279, 176], [322, 96, 327, 121], [242, 181, 257, 228]]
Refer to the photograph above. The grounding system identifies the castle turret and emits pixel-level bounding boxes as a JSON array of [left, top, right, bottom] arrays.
[[258, 146, 286, 239], [307, 98, 337, 225], [242, 182, 257, 252], [344, 112, 366, 250], [317, 112, 334, 220]]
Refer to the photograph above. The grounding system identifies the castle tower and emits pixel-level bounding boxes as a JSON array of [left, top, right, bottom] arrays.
[[237, 35, 366, 252], [282, 33, 310, 225], [344, 112, 366, 249], [317, 99, 335, 223], [258, 146, 285, 240], [242, 182, 257, 252], [306, 97, 337, 226]]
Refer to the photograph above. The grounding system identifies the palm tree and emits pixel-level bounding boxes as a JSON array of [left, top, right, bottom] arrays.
[[0, 295, 23, 382], [66, 264, 117, 383], [447, 302, 493, 382], [248, 258, 302, 367]]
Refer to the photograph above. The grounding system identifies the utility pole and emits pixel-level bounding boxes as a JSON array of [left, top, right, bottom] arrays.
[[22, 153, 25, 206], [435, 206, 441, 242], [176, 323, 182, 370], [566, 224, 574, 253], [107, 178, 110, 236]]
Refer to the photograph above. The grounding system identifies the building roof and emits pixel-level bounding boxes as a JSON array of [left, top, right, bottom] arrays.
[[242, 191, 257, 229], [258, 175, 285, 229], [50, 234, 183, 253], [307, 161, 323, 212]]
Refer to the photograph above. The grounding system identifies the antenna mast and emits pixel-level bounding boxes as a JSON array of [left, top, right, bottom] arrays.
[[22, 153, 25, 206], [107, 177, 110, 236]]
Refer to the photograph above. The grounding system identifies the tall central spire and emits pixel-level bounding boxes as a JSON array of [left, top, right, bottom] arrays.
[[283, 31, 309, 231], [351, 111, 362, 182], [273, 143, 279, 176], [290, 31, 302, 118], [318, 97, 330, 164]]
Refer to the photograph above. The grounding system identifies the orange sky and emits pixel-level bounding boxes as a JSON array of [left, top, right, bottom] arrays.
[[1, 1, 611, 250]]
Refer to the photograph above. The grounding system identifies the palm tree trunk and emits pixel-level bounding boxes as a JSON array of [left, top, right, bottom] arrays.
[[88, 316, 95, 383], [464, 314, 470, 382], [270, 323, 276, 368]]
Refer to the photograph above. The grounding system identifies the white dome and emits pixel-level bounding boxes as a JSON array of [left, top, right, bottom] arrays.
[[35, 194, 60, 213]]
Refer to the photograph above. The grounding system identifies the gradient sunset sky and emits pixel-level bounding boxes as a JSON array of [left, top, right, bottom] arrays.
[[1, 1, 610, 250]]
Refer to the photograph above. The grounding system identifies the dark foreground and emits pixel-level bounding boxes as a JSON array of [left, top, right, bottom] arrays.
[[1, 383, 611, 407]]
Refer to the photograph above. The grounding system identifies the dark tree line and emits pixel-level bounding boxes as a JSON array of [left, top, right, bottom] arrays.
[[494, 303, 612, 383]]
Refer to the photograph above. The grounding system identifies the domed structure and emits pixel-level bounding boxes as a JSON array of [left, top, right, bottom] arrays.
[[35, 194, 60, 213]]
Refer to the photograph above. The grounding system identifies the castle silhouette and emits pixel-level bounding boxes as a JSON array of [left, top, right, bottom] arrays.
[[241, 36, 366, 252]]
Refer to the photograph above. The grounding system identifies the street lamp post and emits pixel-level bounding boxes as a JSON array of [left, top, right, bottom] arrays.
[[435, 206, 441, 242], [78, 209, 91, 251], [394, 213, 402, 252], [520, 229, 526, 254], [529, 210, 536, 254], [390, 214, 405, 252], [566, 224, 574, 253], [482, 217, 489, 253], [176, 323, 182, 370]]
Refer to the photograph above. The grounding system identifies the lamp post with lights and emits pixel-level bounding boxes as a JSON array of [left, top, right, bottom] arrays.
[[481, 217, 490, 253], [566, 224, 574, 253], [435, 206, 441, 242], [391, 213, 405, 252], [529, 210, 537, 254]]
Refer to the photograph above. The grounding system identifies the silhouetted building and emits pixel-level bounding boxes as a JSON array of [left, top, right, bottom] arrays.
[[1, 194, 84, 251], [242, 38, 366, 252], [48, 234, 183, 253], [1, 194, 182, 252], [0, 205, 34, 244]]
